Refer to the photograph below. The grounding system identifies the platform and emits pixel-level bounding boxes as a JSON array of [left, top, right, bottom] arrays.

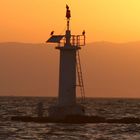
[[11, 115, 140, 124]]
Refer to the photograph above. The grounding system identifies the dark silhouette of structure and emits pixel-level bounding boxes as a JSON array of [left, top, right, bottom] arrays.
[[46, 5, 86, 119]]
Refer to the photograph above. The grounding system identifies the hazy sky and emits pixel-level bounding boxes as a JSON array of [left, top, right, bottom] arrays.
[[1, 1, 140, 98], [1, 0, 140, 43]]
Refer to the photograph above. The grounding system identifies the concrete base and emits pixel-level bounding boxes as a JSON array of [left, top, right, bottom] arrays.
[[11, 115, 140, 124], [48, 104, 85, 119]]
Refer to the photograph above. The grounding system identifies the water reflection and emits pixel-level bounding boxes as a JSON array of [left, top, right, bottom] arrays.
[[1, 97, 140, 139]]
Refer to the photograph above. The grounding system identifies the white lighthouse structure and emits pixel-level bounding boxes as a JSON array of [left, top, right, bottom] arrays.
[[47, 5, 85, 119]]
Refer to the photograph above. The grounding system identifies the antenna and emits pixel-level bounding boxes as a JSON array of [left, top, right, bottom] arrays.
[[66, 4, 71, 30]]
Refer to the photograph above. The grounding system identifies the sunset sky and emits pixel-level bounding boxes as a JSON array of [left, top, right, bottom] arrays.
[[1, 0, 140, 43], [1, 1, 140, 97]]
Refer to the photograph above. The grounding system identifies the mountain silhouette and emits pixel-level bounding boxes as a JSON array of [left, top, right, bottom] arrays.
[[0, 41, 140, 97]]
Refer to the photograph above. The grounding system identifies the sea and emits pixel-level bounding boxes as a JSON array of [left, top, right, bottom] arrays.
[[1, 96, 140, 140]]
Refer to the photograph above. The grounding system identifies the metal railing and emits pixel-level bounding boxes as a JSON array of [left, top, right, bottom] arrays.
[[58, 35, 85, 47]]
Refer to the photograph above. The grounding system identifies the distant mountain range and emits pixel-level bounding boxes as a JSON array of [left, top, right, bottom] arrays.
[[1, 41, 140, 97]]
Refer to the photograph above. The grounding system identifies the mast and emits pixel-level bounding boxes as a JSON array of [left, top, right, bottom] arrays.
[[65, 4, 71, 46]]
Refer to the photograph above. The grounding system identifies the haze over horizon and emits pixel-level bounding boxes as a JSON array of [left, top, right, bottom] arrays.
[[1, 42, 140, 98]]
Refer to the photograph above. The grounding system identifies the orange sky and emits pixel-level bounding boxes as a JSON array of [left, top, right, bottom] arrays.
[[1, 0, 140, 43]]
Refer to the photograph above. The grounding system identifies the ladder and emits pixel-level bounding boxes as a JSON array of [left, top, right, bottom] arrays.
[[76, 50, 85, 103]]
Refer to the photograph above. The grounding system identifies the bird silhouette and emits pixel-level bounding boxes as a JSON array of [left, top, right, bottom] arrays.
[[50, 31, 54, 36], [82, 30, 85, 35]]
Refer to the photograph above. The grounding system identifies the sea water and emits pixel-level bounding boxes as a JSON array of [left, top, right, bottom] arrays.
[[1, 96, 140, 140]]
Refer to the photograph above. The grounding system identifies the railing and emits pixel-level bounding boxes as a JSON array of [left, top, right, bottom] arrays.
[[71, 35, 85, 46], [58, 35, 85, 47]]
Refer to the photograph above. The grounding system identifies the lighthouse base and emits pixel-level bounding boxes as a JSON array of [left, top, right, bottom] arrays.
[[48, 104, 85, 119]]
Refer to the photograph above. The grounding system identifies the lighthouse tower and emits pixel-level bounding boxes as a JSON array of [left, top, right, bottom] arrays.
[[47, 5, 85, 119]]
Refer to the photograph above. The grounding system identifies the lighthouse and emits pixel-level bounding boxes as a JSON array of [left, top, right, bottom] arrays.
[[47, 5, 85, 119]]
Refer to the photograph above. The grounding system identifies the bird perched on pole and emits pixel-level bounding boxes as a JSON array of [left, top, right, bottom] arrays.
[[82, 30, 85, 36], [50, 31, 54, 36]]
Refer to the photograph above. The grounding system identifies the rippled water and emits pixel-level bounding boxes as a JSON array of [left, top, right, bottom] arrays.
[[1, 97, 140, 140]]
